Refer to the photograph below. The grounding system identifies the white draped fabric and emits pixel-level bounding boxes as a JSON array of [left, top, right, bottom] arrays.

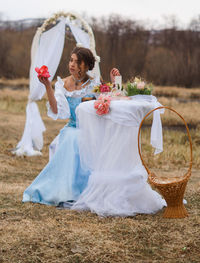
[[76, 95, 163, 171], [68, 22, 90, 48], [13, 101, 46, 156], [13, 19, 66, 156], [30, 18, 66, 100], [68, 21, 101, 82], [13, 15, 100, 156], [72, 96, 165, 216]]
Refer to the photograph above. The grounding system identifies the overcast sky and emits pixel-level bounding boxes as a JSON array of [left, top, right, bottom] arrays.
[[1, 0, 200, 27]]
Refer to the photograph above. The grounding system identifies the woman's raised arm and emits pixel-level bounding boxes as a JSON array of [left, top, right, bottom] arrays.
[[38, 76, 58, 114]]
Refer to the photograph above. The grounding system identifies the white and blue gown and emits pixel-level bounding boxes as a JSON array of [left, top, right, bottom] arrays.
[[22, 77, 97, 206]]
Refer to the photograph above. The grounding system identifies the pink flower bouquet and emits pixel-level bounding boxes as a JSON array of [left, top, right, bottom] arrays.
[[92, 83, 112, 94], [126, 77, 153, 96], [35, 65, 51, 78], [99, 84, 111, 93], [94, 94, 112, 115]]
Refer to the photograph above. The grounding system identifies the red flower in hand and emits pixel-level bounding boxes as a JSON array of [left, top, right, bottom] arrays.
[[35, 65, 51, 78]]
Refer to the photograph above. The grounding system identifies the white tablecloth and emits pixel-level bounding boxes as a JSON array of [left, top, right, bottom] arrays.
[[73, 95, 165, 216]]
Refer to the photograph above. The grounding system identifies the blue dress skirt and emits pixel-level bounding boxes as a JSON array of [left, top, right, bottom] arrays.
[[22, 96, 90, 205]]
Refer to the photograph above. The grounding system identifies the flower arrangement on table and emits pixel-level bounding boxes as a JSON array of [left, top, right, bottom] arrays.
[[92, 83, 113, 93], [92, 77, 153, 115], [125, 77, 153, 96], [92, 83, 113, 116], [92, 82, 126, 96], [92, 82, 129, 115], [94, 94, 112, 115]]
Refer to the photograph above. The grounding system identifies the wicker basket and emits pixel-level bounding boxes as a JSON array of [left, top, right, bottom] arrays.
[[138, 106, 193, 218]]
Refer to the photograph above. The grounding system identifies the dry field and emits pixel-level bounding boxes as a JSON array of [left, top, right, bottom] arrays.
[[0, 83, 200, 263]]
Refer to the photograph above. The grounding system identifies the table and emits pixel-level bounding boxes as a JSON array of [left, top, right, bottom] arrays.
[[73, 95, 166, 217]]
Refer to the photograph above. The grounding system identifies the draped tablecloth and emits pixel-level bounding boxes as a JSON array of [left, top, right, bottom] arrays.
[[72, 95, 165, 217]]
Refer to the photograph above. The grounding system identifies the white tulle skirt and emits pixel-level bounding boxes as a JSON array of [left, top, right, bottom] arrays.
[[72, 165, 166, 217]]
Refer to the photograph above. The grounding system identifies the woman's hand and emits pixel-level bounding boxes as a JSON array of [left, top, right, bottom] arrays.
[[38, 76, 51, 88], [110, 68, 121, 83]]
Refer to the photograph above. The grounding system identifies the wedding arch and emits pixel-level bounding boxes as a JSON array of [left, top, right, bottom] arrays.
[[12, 11, 101, 156]]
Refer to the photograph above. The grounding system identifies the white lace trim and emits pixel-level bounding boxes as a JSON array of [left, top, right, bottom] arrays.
[[56, 76, 96, 97]]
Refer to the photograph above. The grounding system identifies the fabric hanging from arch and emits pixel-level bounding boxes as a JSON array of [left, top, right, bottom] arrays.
[[13, 14, 100, 156], [68, 21, 100, 81], [13, 18, 66, 156]]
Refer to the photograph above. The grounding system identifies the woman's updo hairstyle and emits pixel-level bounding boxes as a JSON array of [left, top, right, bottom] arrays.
[[71, 47, 95, 71]]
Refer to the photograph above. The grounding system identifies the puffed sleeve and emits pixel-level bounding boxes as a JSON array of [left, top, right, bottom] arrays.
[[46, 77, 70, 120], [88, 77, 101, 99]]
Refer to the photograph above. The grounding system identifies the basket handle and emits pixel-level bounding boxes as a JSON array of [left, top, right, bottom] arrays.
[[137, 106, 193, 176]]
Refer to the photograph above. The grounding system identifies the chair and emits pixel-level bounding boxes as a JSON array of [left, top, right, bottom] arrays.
[[138, 106, 193, 218]]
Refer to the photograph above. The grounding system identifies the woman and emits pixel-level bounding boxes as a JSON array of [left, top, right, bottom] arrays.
[[23, 46, 120, 206]]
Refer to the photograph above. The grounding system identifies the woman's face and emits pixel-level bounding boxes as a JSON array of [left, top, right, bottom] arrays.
[[69, 53, 88, 77]]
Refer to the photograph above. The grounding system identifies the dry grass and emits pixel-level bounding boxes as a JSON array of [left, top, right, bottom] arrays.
[[0, 78, 29, 88], [153, 86, 200, 100], [156, 97, 200, 127], [1, 78, 200, 98], [141, 125, 200, 170], [0, 78, 57, 89], [0, 86, 200, 263]]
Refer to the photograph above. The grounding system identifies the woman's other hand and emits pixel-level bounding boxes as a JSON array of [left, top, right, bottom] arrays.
[[110, 68, 120, 83], [38, 76, 51, 88]]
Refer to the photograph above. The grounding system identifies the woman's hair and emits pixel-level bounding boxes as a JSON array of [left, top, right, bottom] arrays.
[[71, 47, 95, 71]]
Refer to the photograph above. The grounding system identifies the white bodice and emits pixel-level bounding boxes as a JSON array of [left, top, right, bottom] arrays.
[[47, 76, 99, 120]]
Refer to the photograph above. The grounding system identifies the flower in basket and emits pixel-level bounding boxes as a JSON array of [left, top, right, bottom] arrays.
[[94, 94, 112, 115], [125, 77, 153, 96], [35, 65, 51, 78]]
